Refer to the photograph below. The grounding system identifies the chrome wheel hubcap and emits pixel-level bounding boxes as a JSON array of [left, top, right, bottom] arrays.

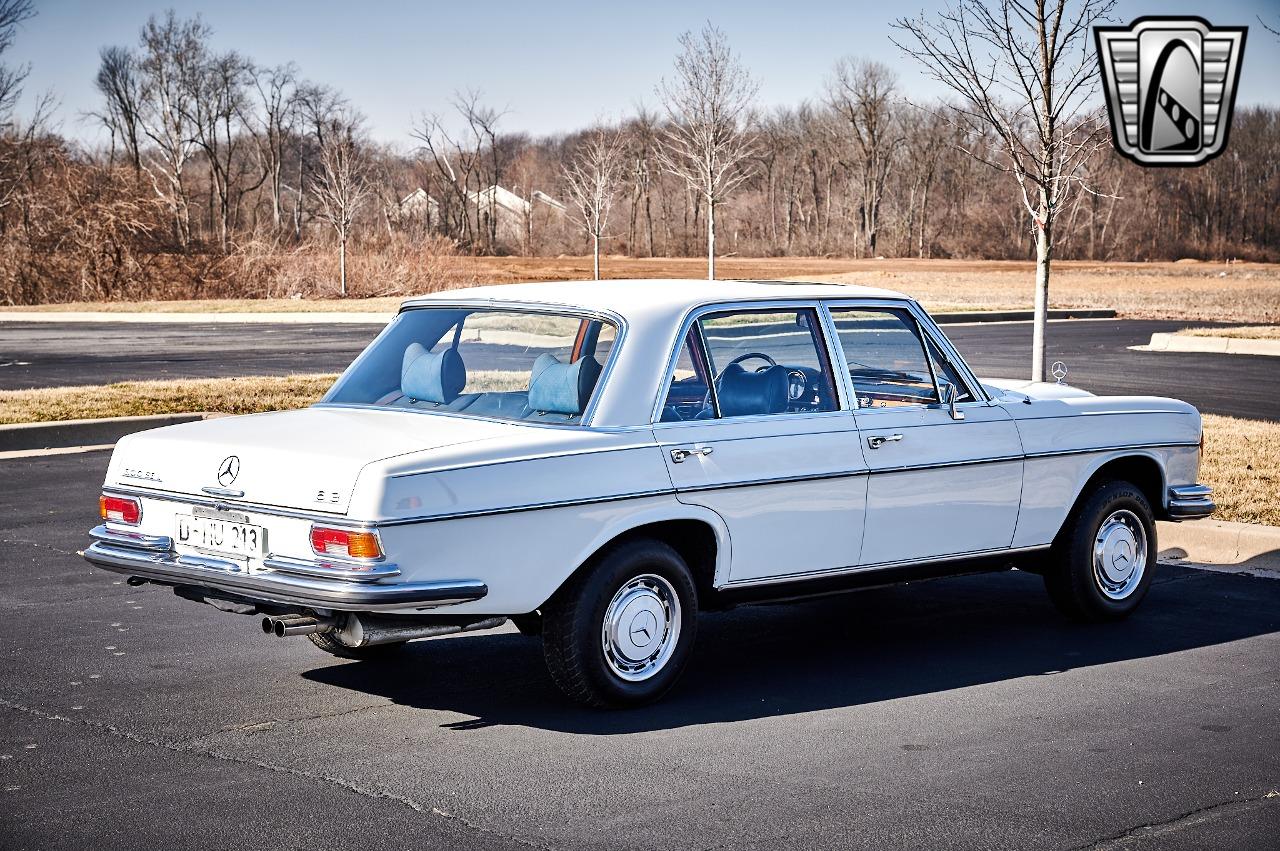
[[602, 574, 681, 682], [1092, 509, 1148, 600]]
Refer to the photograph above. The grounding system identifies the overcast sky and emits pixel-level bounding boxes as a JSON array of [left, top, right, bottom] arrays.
[[14, 0, 1280, 145]]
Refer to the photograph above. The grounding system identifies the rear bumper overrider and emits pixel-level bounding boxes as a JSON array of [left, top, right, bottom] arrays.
[[82, 524, 487, 613]]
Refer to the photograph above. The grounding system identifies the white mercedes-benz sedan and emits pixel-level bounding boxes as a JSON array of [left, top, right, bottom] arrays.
[[84, 280, 1215, 707]]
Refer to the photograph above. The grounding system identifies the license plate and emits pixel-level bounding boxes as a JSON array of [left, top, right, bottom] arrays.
[[175, 513, 266, 559]]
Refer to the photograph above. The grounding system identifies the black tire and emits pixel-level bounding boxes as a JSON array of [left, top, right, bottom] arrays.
[[306, 630, 407, 660], [510, 612, 542, 637], [542, 538, 698, 708], [1044, 479, 1157, 622]]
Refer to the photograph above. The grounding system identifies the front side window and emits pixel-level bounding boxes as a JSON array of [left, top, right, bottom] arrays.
[[829, 307, 940, 408], [324, 308, 616, 424], [660, 307, 838, 421]]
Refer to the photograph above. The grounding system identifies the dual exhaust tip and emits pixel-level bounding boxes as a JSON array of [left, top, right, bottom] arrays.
[[261, 613, 333, 638]]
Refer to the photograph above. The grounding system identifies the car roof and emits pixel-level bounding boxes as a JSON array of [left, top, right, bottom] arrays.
[[400, 278, 912, 319], [398, 278, 916, 428]]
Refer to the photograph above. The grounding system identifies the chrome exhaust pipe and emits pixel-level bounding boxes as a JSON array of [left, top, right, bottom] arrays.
[[261, 613, 335, 638]]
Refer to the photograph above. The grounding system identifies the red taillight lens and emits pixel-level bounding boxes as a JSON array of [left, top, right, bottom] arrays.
[[310, 526, 382, 560], [99, 495, 141, 525]]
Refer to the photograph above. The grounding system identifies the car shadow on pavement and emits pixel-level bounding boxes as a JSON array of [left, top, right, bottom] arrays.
[[302, 565, 1280, 734]]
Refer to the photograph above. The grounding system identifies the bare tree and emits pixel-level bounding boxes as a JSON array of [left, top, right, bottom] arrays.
[[827, 58, 901, 256], [243, 63, 298, 234], [893, 0, 1115, 381], [563, 126, 626, 279], [94, 46, 143, 173], [657, 23, 758, 279], [311, 109, 371, 296], [0, 0, 32, 127], [136, 11, 208, 248], [185, 48, 251, 252], [294, 82, 347, 239], [899, 104, 952, 257], [411, 92, 507, 252]]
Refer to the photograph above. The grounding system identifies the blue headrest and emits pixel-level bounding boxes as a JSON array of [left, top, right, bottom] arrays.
[[402, 342, 466, 404], [716, 363, 788, 417], [527, 353, 602, 415]]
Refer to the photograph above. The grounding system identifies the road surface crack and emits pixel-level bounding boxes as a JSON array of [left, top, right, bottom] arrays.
[[0, 695, 555, 851], [1073, 789, 1280, 849]]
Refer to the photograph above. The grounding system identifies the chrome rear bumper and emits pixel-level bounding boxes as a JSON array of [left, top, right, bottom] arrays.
[[82, 525, 487, 613], [1166, 484, 1215, 521]]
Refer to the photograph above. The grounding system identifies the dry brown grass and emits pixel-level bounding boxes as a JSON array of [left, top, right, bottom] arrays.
[[0, 375, 339, 424], [1179, 325, 1280, 340], [5, 257, 1277, 322], [1198, 414, 1280, 526]]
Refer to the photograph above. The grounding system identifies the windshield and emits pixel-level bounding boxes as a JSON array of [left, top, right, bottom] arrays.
[[322, 307, 617, 425]]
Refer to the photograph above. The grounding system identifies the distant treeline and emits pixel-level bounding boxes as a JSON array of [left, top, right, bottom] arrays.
[[0, 8, 1277, 304]]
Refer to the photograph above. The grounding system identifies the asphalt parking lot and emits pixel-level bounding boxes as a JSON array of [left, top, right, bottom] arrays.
[[2, 318, 1274, 420], [1, 451, 1278, 850]]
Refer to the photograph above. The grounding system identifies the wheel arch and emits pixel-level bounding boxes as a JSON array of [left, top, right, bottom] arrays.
[[1065, 451, 1167, 532], [548, 504, 730, 610]]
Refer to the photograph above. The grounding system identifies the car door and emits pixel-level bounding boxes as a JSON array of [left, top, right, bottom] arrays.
[[826, 301, 1025, 566], [653, 303, 868, 585]]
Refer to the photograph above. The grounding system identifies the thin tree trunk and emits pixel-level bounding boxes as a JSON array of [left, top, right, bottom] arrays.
[[918, 180, 930, 259], [339, 235, 347, 297], [707, 198, 716, 280], [1031, 216, 1051, 382], [593, 233, 600, 280]]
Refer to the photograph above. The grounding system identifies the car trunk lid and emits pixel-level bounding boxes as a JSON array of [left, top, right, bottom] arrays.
[[105, 406, 509, 514]]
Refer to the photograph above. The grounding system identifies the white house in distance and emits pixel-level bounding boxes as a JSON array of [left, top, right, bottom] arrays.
[[397, 188, 440, 228], [469, 185, 566, 245], [397, 184, 566, 250]]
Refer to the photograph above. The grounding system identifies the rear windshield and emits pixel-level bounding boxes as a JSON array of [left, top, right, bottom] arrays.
[[322, 308, 617, 424]]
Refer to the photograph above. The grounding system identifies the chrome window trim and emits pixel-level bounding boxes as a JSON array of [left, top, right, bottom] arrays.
[[317, 300, 629, 428], [906, 300, 990, 403], [824, 298, 984, 411], [649, 298, 851, 424]]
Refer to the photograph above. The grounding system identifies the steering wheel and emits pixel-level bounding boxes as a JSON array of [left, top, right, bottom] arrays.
[[722, 352, 777, 377]]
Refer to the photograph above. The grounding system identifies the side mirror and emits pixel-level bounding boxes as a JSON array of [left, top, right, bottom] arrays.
[[941, 382, 965, 421]]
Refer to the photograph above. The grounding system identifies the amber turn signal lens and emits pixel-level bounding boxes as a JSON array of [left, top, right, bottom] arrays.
[[99, 495, 141, 525], [309, 526, 382, 560]]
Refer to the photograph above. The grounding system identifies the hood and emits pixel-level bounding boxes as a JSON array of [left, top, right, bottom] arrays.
[[105, 406, 513, 514], [982, 378, 1096, 401]]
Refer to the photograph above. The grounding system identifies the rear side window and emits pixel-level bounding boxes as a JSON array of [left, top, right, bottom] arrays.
[[660, 307, 838, 421]]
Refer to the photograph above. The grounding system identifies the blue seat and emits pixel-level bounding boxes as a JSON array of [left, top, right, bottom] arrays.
[[715, 363, 788, 417], [525, 353, 602, 418], [401, 343, 466, 405]]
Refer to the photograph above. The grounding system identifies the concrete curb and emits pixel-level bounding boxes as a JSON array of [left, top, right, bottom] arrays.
[[1158, 519, 1280, 573], [0, 308, 1116, 326], [1141, 332, 1280, 357], [931, 308, 1116, 324], [0, 413, 209, 452]]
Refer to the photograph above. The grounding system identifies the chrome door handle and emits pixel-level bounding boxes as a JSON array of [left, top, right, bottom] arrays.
[[867, 433, 903, 449], [670, 446, 714, 463]]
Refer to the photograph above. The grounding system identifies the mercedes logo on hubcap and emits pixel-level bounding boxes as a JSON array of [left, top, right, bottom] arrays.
[[216, 455, 240, 487], [629, 611, 658, 646]]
